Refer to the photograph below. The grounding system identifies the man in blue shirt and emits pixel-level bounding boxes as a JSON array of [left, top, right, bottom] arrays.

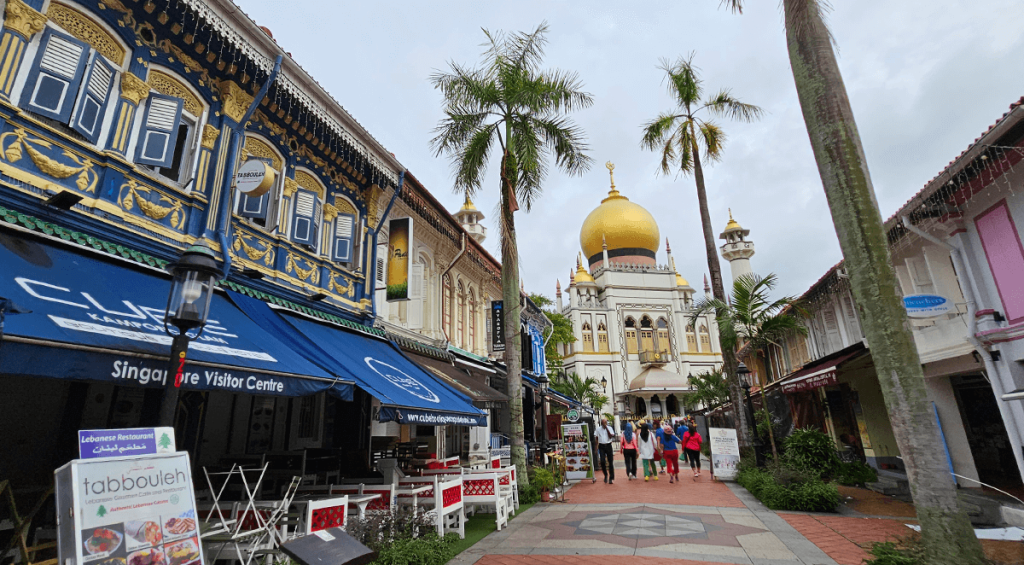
[[653, 420, 666, 474]]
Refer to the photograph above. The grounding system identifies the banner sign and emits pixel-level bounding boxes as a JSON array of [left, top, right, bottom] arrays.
[[490, 301, 505, 352], [79, 428, 176, 460], [903, 294, 954, 318], [781, 370, 838, 394], [386, 218, 412, 301], [56, 452, 204, 565], [709, 427, 740, 481], [561, 423, 595, 481]]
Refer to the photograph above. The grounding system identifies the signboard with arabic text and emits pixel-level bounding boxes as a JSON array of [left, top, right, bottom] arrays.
[[79, 428, 176, 460]]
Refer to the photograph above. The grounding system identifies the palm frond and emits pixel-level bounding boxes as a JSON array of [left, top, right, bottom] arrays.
[[677, 124, 695, 175], [659, 54, 702, 108], [719, 0, 743, 14], [509, 21, 550, 72], [451, 122, 500, 191], [639, 113, 679, 150], [532, 115, 592, 177], [429, 107, 493, 157], [704, 88, 764, 123], [697, 120, 725, 163]]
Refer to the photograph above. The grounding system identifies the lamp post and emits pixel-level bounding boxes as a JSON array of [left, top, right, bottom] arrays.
[[600, 375, 607, 393], [157, 239, 221, 426], [738, 362, 764, 467]]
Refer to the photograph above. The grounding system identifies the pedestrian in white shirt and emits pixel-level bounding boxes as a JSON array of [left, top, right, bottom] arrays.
[[594, 417, 616, 484]]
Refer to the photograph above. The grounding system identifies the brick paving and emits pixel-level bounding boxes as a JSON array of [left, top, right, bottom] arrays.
[[475, 556, 729, 565], [780, 514, 870, 565], [563, 471, 746, 507]]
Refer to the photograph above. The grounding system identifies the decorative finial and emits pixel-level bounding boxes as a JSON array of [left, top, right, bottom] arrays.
[[666, 238, 671, 253], [729, 208, 734, 221], [556, 279, 561, 294], [602, 233, 607, 249], [569, 268, 575, 283], [605, 161, 616, 189]]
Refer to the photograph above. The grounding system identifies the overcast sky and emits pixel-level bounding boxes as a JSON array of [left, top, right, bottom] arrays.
[[238, 0, 1022, 300]]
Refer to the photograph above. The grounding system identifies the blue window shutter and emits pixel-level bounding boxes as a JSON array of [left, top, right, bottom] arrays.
[[71, 54, 115, 143], [135, 93, 183, 168], [21, 29, 90, 123], [238, 157, 272, 220], [290, 188, 318, 246], [331, 213, 355, 262]]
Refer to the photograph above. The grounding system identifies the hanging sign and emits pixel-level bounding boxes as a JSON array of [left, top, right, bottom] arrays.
[[709, 427, 740, 481], [56, 452, 205, 565], [490, 301, 505, 352], [79, 427, 176, 460], [561, 423, 595, 481], [903, 294, 954, 318], [386, 218, 411, 301], [235, 160, 274, 196]]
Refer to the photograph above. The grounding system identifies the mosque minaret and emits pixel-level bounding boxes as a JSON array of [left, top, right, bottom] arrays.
[[719, 209, 755, 285]]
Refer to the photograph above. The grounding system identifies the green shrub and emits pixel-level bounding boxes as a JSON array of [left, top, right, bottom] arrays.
[[783, 428, 840, 478], [737, 467, 839, 512], [372, 532, 458, 565], [864, 541, 924, 565], [518, 483, 541, 504], [528, 467, 556, 491], [837, 460, 878, 486]]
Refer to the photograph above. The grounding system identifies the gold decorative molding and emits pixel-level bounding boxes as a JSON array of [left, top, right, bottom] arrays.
[[148, 69, 201, 116], [0, 127, 97, 193], [119, 72, 150, 105], [322, 202, 338, 223], [253, 110, 286, 138], [46, 2, 125, 63], [333, 195, 357, 216], [232, 232, 275, 266], [294, 169, 325, 198], [282, 177, 298, 198], [217, 80, 253, 124], [5, 0, 47, 39], [366, 184, 382, 228], [200, 123, 219, 150], [286, 252, 320, 284], [243, 136, 281, 170], [118, 179, 186, 230], [329, 272, 356, 299]]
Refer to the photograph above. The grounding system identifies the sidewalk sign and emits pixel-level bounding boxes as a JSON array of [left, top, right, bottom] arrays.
[[79, 427, 176, 460], [709, 427, 740, 481], [56, 451, 205, 565], [561, 423, 595, 481]]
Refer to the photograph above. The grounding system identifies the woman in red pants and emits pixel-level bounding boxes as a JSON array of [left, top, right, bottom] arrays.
[[659, 425, 683, 482]]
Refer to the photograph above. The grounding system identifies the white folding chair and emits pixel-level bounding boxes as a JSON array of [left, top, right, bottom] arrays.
[[304, 495, 349, 534]]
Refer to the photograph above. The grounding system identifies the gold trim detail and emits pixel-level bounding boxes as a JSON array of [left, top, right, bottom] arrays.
[[322, 202, 338, 223], [252, 109, 286, 138], [148, 69, 201, 116], [217, 80, 253, 124], [329, 271, 356, 299], [365, 184, 382, 229], [118, 71, 149, 105], [118, 178, 185, 230], [243, 136, 281, 170], [0, 127, 97, 192], [286, 252, 320, 284], [333, 195, 357, 216], [232, 232, 275, 266], [294, 169, 324, 199], [46, 2, 125, 63], [200, 123, 219, 150], [282, 176, 298, 198], [4, 0, 47, 39]]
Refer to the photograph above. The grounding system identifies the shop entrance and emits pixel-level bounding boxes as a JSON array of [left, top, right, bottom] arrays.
[[952, 374, 1023, 491]]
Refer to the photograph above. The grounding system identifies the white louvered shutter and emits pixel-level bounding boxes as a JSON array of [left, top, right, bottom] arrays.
[[238, 157, 273, 221], [22, 30, 90, 123], [408, 262, 424, 329], [71, 54, 115, 143], [375, 243, 387, 290], [331, 213, 355, 262], [290, 188, 318, 246], [135, 94, 183, 168]]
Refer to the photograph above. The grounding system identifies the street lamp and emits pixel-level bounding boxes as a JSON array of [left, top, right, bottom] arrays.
[[600, 375, 607, 392], [737, 362, 764, 467], [158, 239, 221, 425]]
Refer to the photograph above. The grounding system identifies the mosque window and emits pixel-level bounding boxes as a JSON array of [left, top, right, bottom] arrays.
[[699, 324, 711, 348], [21, 28, 120, 144], [597, 321, 609, 353], [640, 316, 654, 352], [624, 317, 638, 355], [581, 321, 594, 352], [656, 317, 669, 352], [686, 325, 697, 352]]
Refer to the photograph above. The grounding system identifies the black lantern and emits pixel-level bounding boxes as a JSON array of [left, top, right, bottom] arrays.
[[600, 375, 607, 392]]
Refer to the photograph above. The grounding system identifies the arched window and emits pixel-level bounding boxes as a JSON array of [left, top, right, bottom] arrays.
[[237, 135, 284, 231], [686, 325, 697, 352], [656, 318, 669, 353], [581, 321, 594, 352], [468, 288, 477, 351], [666, 394, 679, 416], [442, 274, 452, 339], [597, 321, 609, 353], [624, 318, 638, 355], [699, 324, 711, 349], [457, 281, 466, 347], [650, 394, 663, 417], [636, 397, 648, 418], [640, 316, 654, 353]]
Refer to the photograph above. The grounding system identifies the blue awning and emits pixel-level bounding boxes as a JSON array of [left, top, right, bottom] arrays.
[[0, 231, 352, 399], [280, 311, 487, 426], [547, 388, 583, 408]]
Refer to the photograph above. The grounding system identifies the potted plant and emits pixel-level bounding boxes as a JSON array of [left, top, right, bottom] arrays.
[[529, 467, 556, 501]]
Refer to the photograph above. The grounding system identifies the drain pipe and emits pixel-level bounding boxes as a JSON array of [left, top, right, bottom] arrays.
[[902, 215, 1024, 480], [438, 232, 467, 342], [369, 171, 405, 319], [214, 55, 283, 277]]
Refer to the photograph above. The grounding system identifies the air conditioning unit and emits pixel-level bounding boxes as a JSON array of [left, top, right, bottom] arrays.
[[639, 350, 670, 365]]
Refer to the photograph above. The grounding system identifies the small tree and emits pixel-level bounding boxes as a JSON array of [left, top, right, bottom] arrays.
[[529, 293, 576, 374], [682, 368, 731, 411]]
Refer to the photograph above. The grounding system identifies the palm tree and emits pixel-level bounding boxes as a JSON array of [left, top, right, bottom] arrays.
[[694, 273, 806, 461], [550, 373, 603, 408], [431, 23, 593, 483], [682, 368, 731, 412], [720, 1, 984, 562], [640, 54, 763, 451]]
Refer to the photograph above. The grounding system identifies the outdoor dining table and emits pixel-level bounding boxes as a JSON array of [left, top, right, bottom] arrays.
[[291, 493, 383, 523], [393, 484, 432, 518]]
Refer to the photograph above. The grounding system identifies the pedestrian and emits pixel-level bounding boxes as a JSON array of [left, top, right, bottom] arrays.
[[653, 419, 667, 474], [660, 424, 683, 482], [682, 426, 704, 477], [620, 422, 639, 479], [594, 417, 616, 484], [637, 423, 659, 481], [675, 419, 689, 467]]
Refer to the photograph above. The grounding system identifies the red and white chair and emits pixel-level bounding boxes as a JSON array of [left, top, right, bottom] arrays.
[[464, 467, 516, 516], [442, 455, 461, 468], [304, 495, 349, 534], [462, 473, 508, 531]]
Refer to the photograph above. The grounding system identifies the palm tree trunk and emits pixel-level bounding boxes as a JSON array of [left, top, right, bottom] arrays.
[[500, 151, 529, 486], [689, 132, 752, 452], [782, 1, 982, 561]]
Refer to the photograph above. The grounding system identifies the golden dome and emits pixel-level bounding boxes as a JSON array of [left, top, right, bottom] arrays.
[[460, 194, 478, 212], [580, 163, 660, 262], [676, 273, 690, 287], [575, 253, 595, 284], [724, 208, 742, 232]]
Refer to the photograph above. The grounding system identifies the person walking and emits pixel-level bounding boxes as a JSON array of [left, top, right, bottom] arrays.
[[652, 419, 667, 474], [620, 422, 639, 479], [675, 419, 689, 468], [594, 417, 616, 484], [682, 426, 704, 478], [659, 424, 684, 482], [637, 423, 659, 481]]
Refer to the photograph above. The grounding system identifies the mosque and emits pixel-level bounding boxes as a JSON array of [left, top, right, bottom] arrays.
[[555, 163, 754, 429]]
